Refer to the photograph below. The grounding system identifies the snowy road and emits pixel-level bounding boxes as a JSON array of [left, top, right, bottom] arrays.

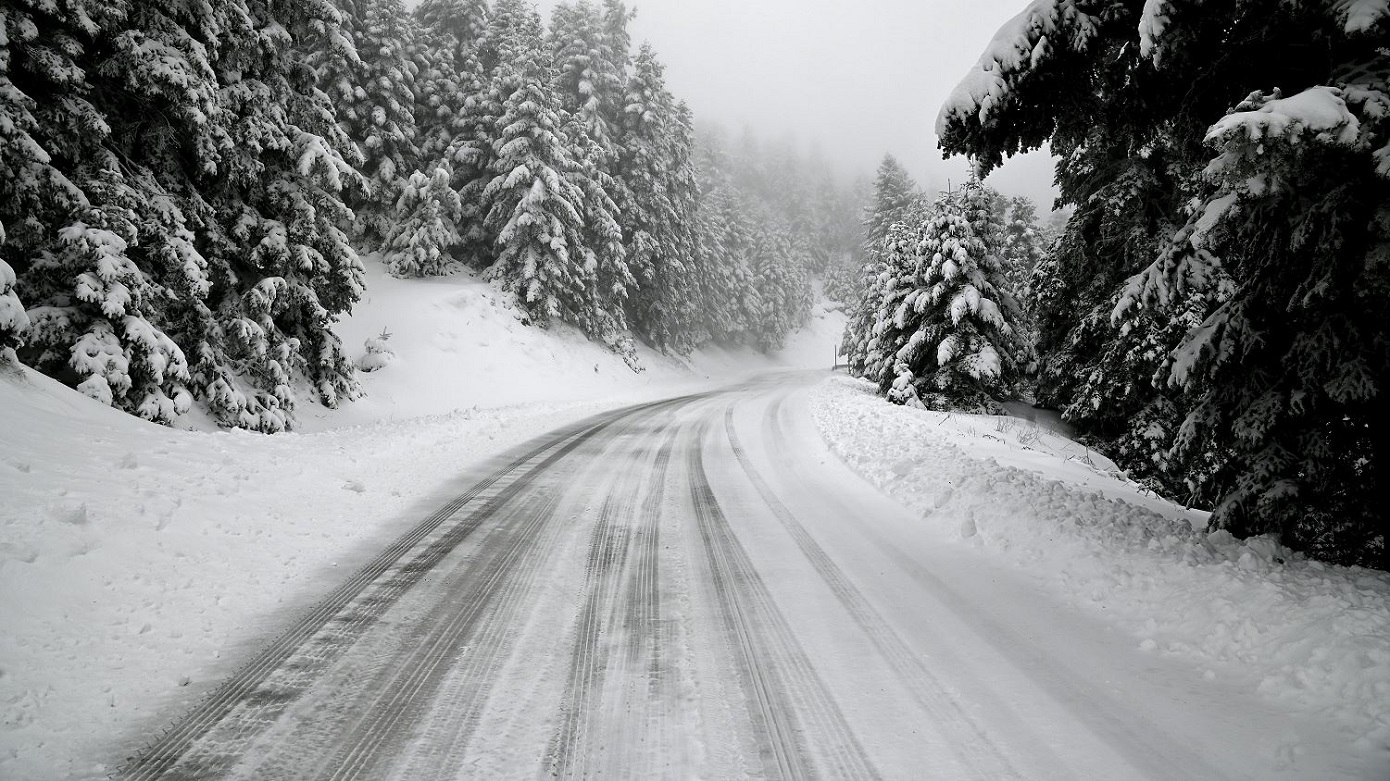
[[122, 372, 1264, 780]]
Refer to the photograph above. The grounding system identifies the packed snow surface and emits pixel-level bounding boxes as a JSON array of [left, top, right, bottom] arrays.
[[811, 375, 1390, 770]]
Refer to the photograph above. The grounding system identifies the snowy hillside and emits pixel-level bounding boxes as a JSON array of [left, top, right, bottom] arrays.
[[296, 261, 844, 431], [0, 275, 845, 780]]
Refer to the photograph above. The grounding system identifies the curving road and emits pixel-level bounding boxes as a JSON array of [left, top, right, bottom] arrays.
[[120, 372, 1268, 780]]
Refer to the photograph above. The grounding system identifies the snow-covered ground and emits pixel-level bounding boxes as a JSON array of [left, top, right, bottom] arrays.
[[5, 263, 1387, 779], [810, 375, 1390, 775], [0, 266, 844, 781]]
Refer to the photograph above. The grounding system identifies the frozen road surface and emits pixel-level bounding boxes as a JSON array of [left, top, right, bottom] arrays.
[[121, 373, 1275, 780]]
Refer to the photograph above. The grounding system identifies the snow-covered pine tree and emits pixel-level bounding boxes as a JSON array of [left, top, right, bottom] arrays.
[[615, 44, 689, 350], [547, 0, 636, 341], [416, 0, 491, 63], [863, 154, 922, 260], [1001, 195, 1046, 291], [549, 1, 627, 148], [412, 0, 489, 162], [0, 257, 30, 365], [479, 20, 601, 335], [384, 167, 465, 277], [562, 110, 634, 354], [328, 0, 420, 241], [2, 0, 215, 423], [873, 184, 1025, 412], [653, 100, 705, 353], [189, 0, 368, 431], [843, 154, 923, 377], [429, 0, 537, 270], [939, 0, 1390, 567], [862, 219, 922, 386], [693, 132, 764, 344], [1119, 82, 1390, 566], [749, 213, 813, 352]]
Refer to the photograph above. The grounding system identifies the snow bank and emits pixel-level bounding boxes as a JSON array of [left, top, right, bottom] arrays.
[[810, 376, 1390, 755]]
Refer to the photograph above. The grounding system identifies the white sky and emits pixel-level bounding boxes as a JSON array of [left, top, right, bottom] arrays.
[[571, 0, 1060, 207], [416, 0, 1062, 207]]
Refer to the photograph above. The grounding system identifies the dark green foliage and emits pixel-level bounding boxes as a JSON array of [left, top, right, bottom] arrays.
[[2, 0, 366, 431], [940, 0, 1390, 567]]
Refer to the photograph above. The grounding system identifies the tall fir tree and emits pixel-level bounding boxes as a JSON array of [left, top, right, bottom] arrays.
[[843, 154, 922, 376], [939, 0, 1390, 566], [328, 0, 420, 241], [871, 184, 1025, 412], [479, 18, 602, 336]]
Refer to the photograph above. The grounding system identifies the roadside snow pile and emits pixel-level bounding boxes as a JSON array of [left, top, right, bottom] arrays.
[[810, 375, 1390, 753]]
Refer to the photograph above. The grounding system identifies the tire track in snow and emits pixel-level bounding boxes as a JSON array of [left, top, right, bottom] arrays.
[[686, 417, 879, 781], [618, 423, 679, 778], [120, 395, 701, 780], [314, 409, 678, 781], [543, 422, 667, 779], [542, 416, 683, 772], [730, 397, 1026, 779], [390, 418, 670, 780]]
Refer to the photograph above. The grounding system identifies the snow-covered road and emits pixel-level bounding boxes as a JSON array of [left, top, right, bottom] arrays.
[[113, 370, 1348, 780]]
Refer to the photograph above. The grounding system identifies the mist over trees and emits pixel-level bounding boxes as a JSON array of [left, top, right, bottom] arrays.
[[838, 0, 1387, 569], [0, 0, 861, 430]]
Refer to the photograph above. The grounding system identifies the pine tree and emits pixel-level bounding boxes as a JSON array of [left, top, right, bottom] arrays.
[[1001, 195, 1046, 291], [750, 214, 812, 351], [863, 154, 922, 261], [0, 257, 31, 365], [412, 0, 489, 161], [843, 154, 922, 377], [873, 184, 1025, 412], [384, 167, 464, 277], [615, 44, 691, 350], [480, 25, 600, 334], [0, 1, 209, 423], [549, 1, 627, 147], [1119, 83, 1390, 565], [938, 0, 1390, 566], [329, 0, 420, 241]]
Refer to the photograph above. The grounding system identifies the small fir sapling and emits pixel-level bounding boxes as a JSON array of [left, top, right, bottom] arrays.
[[359, 328, 395, 372], [385, 168, 464, 277]]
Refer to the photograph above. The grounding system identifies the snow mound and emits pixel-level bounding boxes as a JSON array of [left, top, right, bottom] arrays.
[[810, 376, 1390, 755]]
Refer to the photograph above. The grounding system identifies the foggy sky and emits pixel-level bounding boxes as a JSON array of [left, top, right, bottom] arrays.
[[413, 0, 1062, 208], [546, 0, 1060, 208]]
